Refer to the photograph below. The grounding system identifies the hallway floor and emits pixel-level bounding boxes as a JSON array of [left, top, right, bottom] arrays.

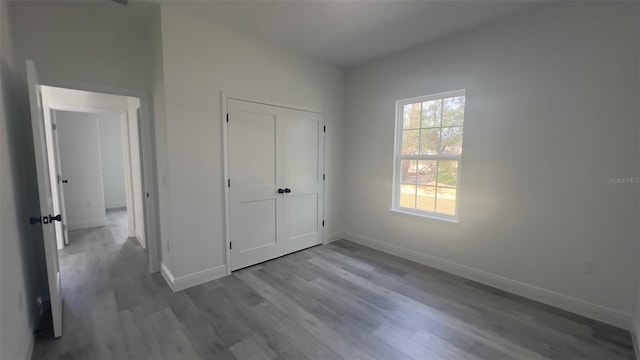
[[32, 209, 635, 359]]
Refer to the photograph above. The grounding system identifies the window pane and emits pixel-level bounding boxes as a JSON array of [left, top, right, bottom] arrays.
[[442, 96, 465, 127], [436, 187, 457, 215], [395, 91, 464, 219], [403, 103, 421, 129], [417, 160, 437, 185], [416, 186, 436, 212], [437, 160, 458, 188], [402, 130, 420, 155], [421, 99, 442, 128], [420, 128, 440, 155], [400, 184, 417, 209], [400, 160, 418, 183], [440, 126, 463, 155]]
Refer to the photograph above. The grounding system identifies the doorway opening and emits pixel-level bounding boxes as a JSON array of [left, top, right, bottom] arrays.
[[26, 60, 161, 341], [41, 86, 146, 255]]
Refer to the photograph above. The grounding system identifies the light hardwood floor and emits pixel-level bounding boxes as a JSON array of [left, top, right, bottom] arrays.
[[32, 209, 635, 359]]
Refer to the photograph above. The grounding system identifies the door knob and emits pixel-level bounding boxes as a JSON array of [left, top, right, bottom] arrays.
[[48, 214, 62, 223], [62, 179, 68, 184], [29, 216, 42, 225], [277, 188, 285, 194], [284, 188, 291, 193]]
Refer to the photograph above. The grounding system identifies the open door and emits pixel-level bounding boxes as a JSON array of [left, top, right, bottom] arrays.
[[49, 110, 69, 246], [26, 60, 63, 338]]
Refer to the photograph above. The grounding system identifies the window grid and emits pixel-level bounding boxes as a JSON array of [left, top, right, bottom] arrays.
[[393, 90, 465, 219]]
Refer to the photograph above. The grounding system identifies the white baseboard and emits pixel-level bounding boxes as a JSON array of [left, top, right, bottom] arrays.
[[135, 233, 146, 249], [326, 231, 347, 244], [105, 202, 127, 209], [21, 333, 34, 360], [633, 309, 640, 359], [340, 231, 632, 330], [161, 263, 227, 292], [67, 217, 107, 230]]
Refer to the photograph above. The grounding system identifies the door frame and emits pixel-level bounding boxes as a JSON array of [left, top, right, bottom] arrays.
[[220, 91, 326, 275], [42, 78, 161, 273]]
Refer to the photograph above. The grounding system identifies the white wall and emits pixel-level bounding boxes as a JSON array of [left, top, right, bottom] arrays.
[[344, 2, 639, 329], [98, 114, 127, 209], [0, 1, 49, 358], [56, 111, 107, 230], [636, 1, 640, 347], [150, 8, 170, 265], [9, 0, 159, 258], [157, 5, 345, 281], [8, 1, 153, 92]]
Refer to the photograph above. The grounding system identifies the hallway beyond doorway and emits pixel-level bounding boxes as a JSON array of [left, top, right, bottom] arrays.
[[32, 208, 162, 358]]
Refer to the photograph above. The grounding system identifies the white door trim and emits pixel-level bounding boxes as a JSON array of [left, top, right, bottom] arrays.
[[220, 91, 326, 274], [41, 79, 161, 273]]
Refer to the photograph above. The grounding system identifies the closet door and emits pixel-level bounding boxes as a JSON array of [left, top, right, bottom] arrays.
[[227, 100, 284, 271], [282, 108, 324, 254]]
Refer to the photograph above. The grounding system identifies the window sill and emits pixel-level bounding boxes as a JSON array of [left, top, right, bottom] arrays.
[[389, 208, 459, 223]]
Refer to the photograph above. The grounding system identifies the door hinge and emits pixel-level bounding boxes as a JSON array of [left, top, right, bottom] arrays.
[[57, 174, 62, 183], [228, 179, 231, 188], [229, 242, 232, 250], [323, 125, 326, 133], [52, 123, 57, 130], [226, 113, 229, 123], [322, 220, 325, 227], [323, 174, 325, 181]]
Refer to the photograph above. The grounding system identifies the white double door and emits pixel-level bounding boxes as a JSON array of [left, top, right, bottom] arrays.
[[227, 99, 324, 271]]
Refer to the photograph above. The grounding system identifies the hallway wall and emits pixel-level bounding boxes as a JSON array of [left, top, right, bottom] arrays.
[[98, 113, 127, 210], [0, 1, 49, 358]]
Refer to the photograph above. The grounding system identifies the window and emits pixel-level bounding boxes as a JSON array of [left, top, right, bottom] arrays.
[[392, 90, 465, 220]]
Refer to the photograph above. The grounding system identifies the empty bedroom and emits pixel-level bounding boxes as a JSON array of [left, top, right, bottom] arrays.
[[1, 0, 639, 359]]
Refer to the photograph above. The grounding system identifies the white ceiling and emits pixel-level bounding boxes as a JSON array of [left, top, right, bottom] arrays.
[[159, 0, 543, 68]]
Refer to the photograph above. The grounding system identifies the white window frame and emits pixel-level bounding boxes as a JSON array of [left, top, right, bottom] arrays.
[[391, 89, 465, 222]]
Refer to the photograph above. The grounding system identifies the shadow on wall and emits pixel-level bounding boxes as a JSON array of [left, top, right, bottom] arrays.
[[1, 58, 49, 327]]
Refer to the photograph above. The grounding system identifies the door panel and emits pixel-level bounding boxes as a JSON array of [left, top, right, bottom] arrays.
[[233, 199, 277, 251], [282, 108, 324, 252], [56, 112, 107, 230], [284, 115, 319, 184], [49, 110, 68, 246], [227, 99, 283, 270], [228, 111, 277, 188], [26, 60, 63, 338], [286, 193, 318, 237], [227, 99, 324, 271], [49, 110, 69, 249]]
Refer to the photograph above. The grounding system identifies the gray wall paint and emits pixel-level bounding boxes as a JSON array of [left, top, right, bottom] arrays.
[[157, 5, 346, 278], [0, 1, 48, 358], [3, 0, 640, 346], [8, 1, 153, 92], [99, 113, 127, 210], [150, 8, 170, 268], [344, 1, 639, 317], [636, 0, 640, 345]]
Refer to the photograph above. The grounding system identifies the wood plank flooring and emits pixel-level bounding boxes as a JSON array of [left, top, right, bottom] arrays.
[[32, 209, 636, 359]]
